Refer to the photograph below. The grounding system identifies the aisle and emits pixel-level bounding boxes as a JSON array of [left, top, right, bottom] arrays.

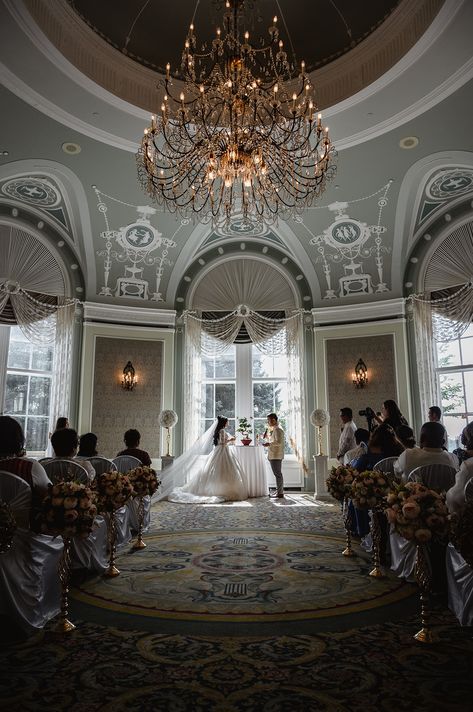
[[0, 496, 471, 712]]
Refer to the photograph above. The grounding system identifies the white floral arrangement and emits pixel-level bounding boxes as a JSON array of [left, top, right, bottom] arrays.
[[310, 409, 330, 428], [159, 410, 179, 429]]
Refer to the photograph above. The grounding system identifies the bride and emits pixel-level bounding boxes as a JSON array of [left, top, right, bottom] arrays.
[[158, 416, 248, 504]]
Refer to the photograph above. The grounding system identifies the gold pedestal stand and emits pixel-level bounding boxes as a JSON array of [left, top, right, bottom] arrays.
[[55, 537, 75, 633], [414, 543, 436, 643], [369, 510, 385, 578], [342, 498, 355, 557], [132, 496, 147, 550], [104, 511, 120, 577]]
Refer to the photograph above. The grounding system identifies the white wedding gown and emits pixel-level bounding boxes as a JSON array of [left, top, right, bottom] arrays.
[[168, 429, 248, 504]]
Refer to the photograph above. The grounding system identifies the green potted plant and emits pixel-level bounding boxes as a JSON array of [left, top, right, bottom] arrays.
[[237, 417, 252, 446]]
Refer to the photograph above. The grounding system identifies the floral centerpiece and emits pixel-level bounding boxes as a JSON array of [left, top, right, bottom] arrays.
[[159, 409, 179, 457], [326, 465, 355, 502], [384, 482, 450, 544], [39, 481, 97, 539], [39, 481, 98, 632], [95, 470, 134, 513], [128, 466, 161, 498], [237, 417, 252, 445], [0, 500, 17, 554], [351, 470, 390, 510]]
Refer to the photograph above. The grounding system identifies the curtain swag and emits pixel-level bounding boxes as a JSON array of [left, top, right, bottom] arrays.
[[407, 279, 473, 341], [183, 304, 307, 357], [0, 280, 79, 344]]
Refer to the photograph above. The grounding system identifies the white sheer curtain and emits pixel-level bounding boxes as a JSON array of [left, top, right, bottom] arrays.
[[49, 300, 76, 433], [183, 315, 203, 451], [285, 319, 307, 475], [410, 298, 440, 422]]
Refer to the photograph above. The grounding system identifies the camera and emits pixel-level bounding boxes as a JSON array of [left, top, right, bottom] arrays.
[[359, 407, 375, 418]]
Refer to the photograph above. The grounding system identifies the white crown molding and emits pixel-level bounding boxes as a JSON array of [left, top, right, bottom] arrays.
[[312, 298, 406, 326], [83, 302, 176, 328]]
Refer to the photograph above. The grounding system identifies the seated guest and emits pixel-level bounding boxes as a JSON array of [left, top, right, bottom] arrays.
[[394, 421, 458, 482], [350, 424, 404, 538], [428, 405, 448, 448], [446, 459, 473, 516], [0, 415, 51, 513], [45, 416, 70, 457], [374, 399, 408, 430], [47, 428, 96, 483], [117, 429, 152, 466], [343, 428, 370, 465], [337, 407, 357, 463], [395, 424, 417, 450], [77, 432, 98, 458], [453, 422, 473, 466]]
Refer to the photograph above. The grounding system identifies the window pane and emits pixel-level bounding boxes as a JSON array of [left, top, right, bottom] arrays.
[[253, 382, 275, 417], [4, 374, 28, 414], [437, 340, 461, 367], [215, 383, 235, 417], [460, 337, 473, 367], [26, 417, 49, 452], [252, 352, 273, 378], [7, 340, 31, 369], [253, 418, 267, 439], [462, 324, 473, 338], [204, 419, 214, 435], [31, 345, 54, 372], [272, 355, 288, 378], [464, 370, 473, 411], [202, 357, 214, 379], [443, 415, 466, 451], [439, 372, 465, 413], [204, 384, 214, 418], [215, 351, 236, 379], [274, 382, 288, 414], [28, 377, 51, 416]]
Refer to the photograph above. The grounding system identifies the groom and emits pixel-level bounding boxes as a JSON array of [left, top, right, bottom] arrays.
[[263, 413, 285, 498]]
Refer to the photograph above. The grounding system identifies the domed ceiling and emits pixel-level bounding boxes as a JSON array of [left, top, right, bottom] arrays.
[[68, 0, 401, 76]]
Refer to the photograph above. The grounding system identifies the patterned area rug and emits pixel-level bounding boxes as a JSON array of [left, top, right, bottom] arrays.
[[1, 495, 472, 711], [73, 530, 414, 624]]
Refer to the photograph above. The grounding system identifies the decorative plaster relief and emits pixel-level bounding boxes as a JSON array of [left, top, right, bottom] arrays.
[[0, 175, 71, 233], [297, 181, 392, 299], [416, 167, 473, 228], [94, 187, 185, 302]]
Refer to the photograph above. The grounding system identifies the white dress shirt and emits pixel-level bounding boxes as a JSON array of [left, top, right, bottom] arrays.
[[337, 421, 357, 462], [267, 426, 285, 460], [394, 447, 459, 482]]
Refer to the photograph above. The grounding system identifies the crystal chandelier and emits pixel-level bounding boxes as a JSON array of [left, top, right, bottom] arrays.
[[137, 0, 336, 225]]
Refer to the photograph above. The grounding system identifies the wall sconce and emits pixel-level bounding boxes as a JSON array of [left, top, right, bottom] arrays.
[[121, 361, 137, 390], [352, 358, 368, 388]]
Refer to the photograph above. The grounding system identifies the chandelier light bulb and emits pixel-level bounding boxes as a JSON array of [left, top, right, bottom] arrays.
[[136, 0, 336, 226]]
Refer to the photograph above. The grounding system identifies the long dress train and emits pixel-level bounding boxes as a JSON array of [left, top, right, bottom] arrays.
[[169, 429, 247, 504]]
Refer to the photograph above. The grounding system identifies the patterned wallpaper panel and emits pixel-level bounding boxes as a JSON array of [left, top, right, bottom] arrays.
[[325, 335, 397, 457], [90, 337, 162, 459]]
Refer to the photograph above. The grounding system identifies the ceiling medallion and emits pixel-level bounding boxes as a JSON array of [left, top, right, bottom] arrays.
[[137, 0, 336, 227]]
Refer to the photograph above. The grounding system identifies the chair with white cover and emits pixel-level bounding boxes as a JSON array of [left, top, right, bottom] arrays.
[[446, 477, 473, 626], [87, 457, 117, 476], [128, 493, 152, 535], [374, 457, 398, 482], [42, 459, 89, 484], [113, 455, 142, 472], [112, 455, 144, 540], [408, 464, 457, 491], [0, 471, 63, 632]]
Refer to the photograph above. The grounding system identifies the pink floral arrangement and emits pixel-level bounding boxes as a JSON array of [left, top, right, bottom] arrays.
[[95, 470, 134, 512], [385, 481, 449, 543], [128, 466, 161, 498], [351, 470, 390, 510], [326, 465, 356, 502], [40, 481, 97, 539]]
